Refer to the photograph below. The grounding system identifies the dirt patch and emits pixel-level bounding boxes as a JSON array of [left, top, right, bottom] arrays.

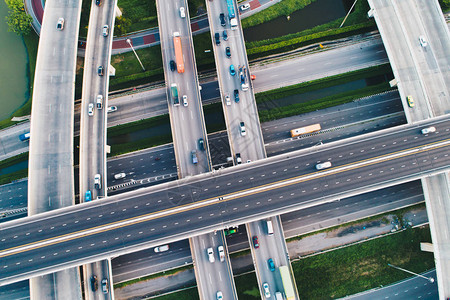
[[76, 57, 84, 74]]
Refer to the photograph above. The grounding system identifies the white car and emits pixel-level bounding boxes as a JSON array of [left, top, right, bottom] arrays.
[[207, 247, 215, 263], [94, 174, 101, 190], [225, 94, 231, 106], [419, 35, 428, 47], [88, 103, 94, 116], [56, 18, 64, 30], [218, 245, 225, 262], [102, 25, 109, 37], [421, 126, 436, 134], [183, 95, 188, 106], [179, 7, 186, 18], [316, 161, 332, 170], [216, 291, 223, 300], [240, 3, 250, 11], [154, 244, 169, 252], [114, 172, 126, 180], [107, 106, 117, 113], [263, 282, 271, 298], [239, 121, 246, 136], [96, 95, 103, 109]]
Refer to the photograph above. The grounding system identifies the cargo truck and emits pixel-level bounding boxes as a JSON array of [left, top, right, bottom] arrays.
[[290, 123, 321, 137], [279, 266, 296, 300], [173, 32, 184, 73]]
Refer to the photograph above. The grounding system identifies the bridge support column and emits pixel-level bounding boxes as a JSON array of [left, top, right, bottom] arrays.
[[367, 9, 374, 18], [115, 5, 122, 18]]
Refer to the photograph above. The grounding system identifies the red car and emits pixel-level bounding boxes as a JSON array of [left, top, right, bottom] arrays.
[[250, 75, 256, 80], [252, 236, 259, 249]]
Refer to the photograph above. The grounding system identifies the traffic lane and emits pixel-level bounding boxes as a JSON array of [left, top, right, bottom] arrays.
[[262, 93, 403, 143], [1, 144, 448, 281], [0, 181, 28, 212], [2, 118, 448, 248], [0, 279, 28, 300]]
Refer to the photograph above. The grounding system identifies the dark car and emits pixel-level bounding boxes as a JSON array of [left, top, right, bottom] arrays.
[[219, 13, 226, 26], [169, 60, 176, 71], [91, 275, 98, 291], [215, 32, 220, 45], [268, 258, 275, 272], [97, 66, 104, 76], [223, 30, 228, 40], [252, 236, 259, 249], [198, 138, 205, 151], [234, 89, 239, 103], [225, 46, 231, 58], [95, 0, 101, 6]]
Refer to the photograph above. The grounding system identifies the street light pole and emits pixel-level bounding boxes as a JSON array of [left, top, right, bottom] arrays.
[[340, 0, 358, 28], [387, 264, 435, 283], [126, 39, 145, 71]]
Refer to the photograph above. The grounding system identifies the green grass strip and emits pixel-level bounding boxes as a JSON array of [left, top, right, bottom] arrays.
[[294, 226, 434, 299], [235, 272, 260, 300], [258, 82, 393, 122], [0, 169, 28, 185], [108, 135, 173, 157], [108, 114, 170, 137], [0, 152, 28, 169], [114, 264, 193, 289], [150, 286, 200, 300]]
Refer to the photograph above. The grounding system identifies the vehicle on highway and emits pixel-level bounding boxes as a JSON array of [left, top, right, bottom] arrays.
[[95, 0, 101, 5], [107, 106, 117, 113], [171, 83, 180, 106], [239, 121, 246, 136], [266, 220, 273, 235], [279, 265, 296, 300], [218, 245, 225, 262], [290, 123, 321, 137], [421, 126, 436, 134], [216, 291, 223, 300], [207, 247, 215, 263], [169, 60, 176, 71], [179, 6, 186, 18], [236, 153, 242, 164], [91, 275, 98, 291], [240, 3, 250, 11], [316, 161, 332, 170], [19, 132, 30, 142], [224, 227, 238, 235], [97, 66, 104, 76], [225, 94, 231, 106], [215, 32, 220, 45], [223, 30, 228, 40], [154, 244, 169, 252], [96, 95, 103, 109], [275, 292, 283, 300], [263, 282, 271, 298], [226, 0, 238, 29], [225, 46, 231, 58], [182, 95, 188, 106], [234, 89, 239, 103], [101, 278, 108, 294], [56, 18, 64, 30], [230, 64, 236, 76], [219, 13, 226, 26], [173, 32, 184, 73], [268, 258, 275, 272], [85, 190, 92, 202], [252, 236, 259, 248], [102, 25, 109, 37], [114, 173, 126, 180], [191, 150, 198, 164], [251, 74, 256, 80], [198, 138, 205, 151], [419, 35, 428, 47], [88, 103, 94, 116], [94, 174, 101, 190], [407, 95, 414, 107]]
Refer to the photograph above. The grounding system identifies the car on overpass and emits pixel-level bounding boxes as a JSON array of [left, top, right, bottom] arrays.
[[56, 18, 64, 30], [407, 95, 414, 107], [421, 126, 436, 134]]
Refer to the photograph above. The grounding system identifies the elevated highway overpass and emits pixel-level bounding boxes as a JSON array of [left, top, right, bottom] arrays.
[[0, 116, 448, 285]]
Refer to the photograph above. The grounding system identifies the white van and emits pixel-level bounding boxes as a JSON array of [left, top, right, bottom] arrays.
[[266, 220, 274, 235], [114, 173, 126, 180], [154, 244, 169, 252], [316, 161, 332, 170], [275, 292, 283, 300]]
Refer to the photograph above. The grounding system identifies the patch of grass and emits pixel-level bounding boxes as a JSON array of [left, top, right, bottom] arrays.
[[258, 82, 393, 122], [293, 226, 435, 299], [439, 0, 450, 12], [115, 0, 157, 34], [78, 0, 91, 38], [0, 153, 28, 169], [193, 32, 216, 72], [151, 286, 200, 300], [187, 0, 207, 18], [109, 135, 172, 157], [0, 169, 28, 185], [114, 264, 193, 289], [229, 249, 251, 259], [0, 31, 38, 130], [108, 114, 169, 137], [235, 272, 260, 300]]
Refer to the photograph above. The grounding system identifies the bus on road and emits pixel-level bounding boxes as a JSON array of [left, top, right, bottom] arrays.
[[173, 32, 184, 73], [279, 266, 296, 300], [171, 83, 180, 106], [290, 123, 321, 137]]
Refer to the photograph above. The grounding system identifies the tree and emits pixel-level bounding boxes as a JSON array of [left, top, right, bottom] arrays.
[[5, 0, 32, 35]]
